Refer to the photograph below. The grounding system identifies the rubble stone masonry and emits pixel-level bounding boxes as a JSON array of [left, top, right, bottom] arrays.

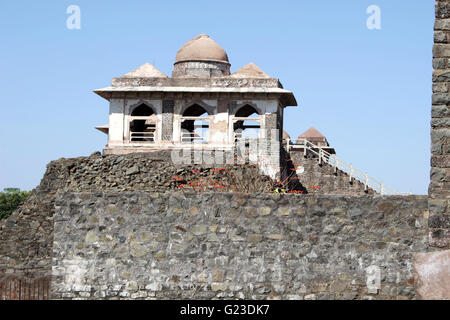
[[51, 192, 428, 300], [1, 2, 449, 300]]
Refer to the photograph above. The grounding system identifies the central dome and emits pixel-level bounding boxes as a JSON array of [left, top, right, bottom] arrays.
[[175, 34, 229, 65]]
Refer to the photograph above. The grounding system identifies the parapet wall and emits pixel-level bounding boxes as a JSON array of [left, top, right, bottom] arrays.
[[51, 192, 428, 300]]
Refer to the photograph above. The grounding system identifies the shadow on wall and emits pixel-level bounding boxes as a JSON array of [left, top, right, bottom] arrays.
[[279, 146, 308, 193]]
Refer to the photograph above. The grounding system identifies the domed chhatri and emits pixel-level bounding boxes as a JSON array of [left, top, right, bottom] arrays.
[[94, 33, 298, 179], [175, 33, 229, 65], [172, 34, 231, 77]]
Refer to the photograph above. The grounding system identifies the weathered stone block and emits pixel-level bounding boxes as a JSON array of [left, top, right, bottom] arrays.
[[429, 199, 448, 214], [434, 44, 450, 58], [247, 234, 262, 243], [433, 58, 447, 70], [259, 207, 271, 216], [431, 155, 450, 168], [211, 269, 224, 282], [266, 234, 284, 240], [125, 166, 140, 175], [436, 16, 450, 30], [211, 282, 228, 292], [429, 213, 450, 228], [432, 92, 450, 104], [432, 105, 449, 118], [243, 207, 258, 217], [432, 143, 443, 155], [432, 117, 450, 127], [433, 70, 450, 82], [435, 31, 448, 43], [278, 207, 291, 216], [429, 228, 450, 248], [437, 2, 450, 19]]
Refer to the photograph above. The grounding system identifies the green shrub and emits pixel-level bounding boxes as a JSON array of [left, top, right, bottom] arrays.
[[0, 188, 31, 220]]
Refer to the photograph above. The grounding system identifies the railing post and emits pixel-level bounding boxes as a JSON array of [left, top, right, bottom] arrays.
[[303, 140, 307, 157], [319, 149, 322, 165], [380, 183, 384, 195], [334, 157, 338, 173], [349, 164, 353, 182], [287, 138, 290, 152]]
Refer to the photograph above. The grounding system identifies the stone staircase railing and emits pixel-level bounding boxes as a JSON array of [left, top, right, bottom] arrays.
[[287, 138, 411, 195]]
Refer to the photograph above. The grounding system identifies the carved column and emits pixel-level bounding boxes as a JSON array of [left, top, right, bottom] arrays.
[[162, 100, 174, 142]]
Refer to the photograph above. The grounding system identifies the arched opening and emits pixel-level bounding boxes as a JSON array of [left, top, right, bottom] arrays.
[[234, 105, 260, 142], [129, 104, 156, 142], [235, 105, 259, 118], [131, 104, 154, 117], [181, 104, 209, 144]]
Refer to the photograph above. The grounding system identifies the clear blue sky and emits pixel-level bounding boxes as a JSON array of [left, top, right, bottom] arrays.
[[0, 1, 434, 194]]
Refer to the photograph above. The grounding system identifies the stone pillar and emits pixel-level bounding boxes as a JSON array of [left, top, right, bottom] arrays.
[[430, 0, 450, 249], [210, 99, 229, 144], [261, 113, 281, 179], [162, 100, 174, 142]]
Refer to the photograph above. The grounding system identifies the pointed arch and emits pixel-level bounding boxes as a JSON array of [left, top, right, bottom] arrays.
[[233, 104, 261, 142], [235, 104, 260, 117], [131, 103, 155, 116], [180, 100, 215, 116], [128, 102, 157, 143], [180, 103, 209, 144]]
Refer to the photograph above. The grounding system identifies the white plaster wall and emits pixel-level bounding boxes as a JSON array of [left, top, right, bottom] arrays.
[[108, 99, 124, 146], [108, 98, 280, 147], [209, 112, 228, 143]]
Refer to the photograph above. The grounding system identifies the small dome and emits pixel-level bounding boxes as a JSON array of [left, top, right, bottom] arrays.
[[298, 127, 326, 140], [175, 34, 229, 65]]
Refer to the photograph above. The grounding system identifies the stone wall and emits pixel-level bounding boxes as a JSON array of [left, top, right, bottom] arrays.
[[0, 152, 274, 281], [47, 152, 275, 194], [0, 157, 69, 280], [289, 152, 375, 195], [1, 2, 447, 300], [2, 148, 373, 283], [430, 0, 450, 249], [51, 192, 428, 300]]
